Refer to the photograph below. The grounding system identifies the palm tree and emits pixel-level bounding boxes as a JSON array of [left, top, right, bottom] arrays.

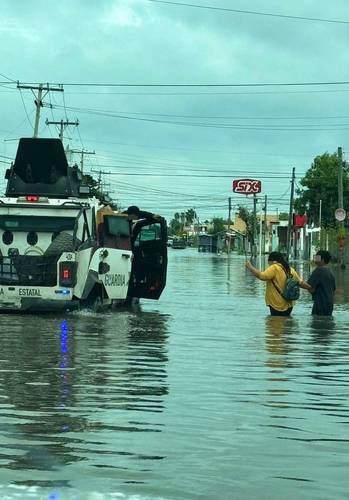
[[185, 208, 197, 225]]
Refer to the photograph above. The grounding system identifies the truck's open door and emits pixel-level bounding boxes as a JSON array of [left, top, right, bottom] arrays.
[[128, 218, 167, 300]]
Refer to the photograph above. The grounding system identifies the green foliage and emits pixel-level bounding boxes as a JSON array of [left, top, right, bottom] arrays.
[[185, 208, 197, 224], [337, 225, 346, 238], [294, 152, 349, 228], [237, 205, 255, 243], [169, 218, 182, 236], [207, 217, 226, 234], [168, 207, 197, 236], [278, 212, 289, 221]]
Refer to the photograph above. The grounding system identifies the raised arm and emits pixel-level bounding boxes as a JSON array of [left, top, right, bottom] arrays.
[[245, 261, 261, 278]]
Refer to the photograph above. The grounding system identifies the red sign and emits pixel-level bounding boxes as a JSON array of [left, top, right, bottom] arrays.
[[293, 214, 307, 228], [232, 179, 262, 194]]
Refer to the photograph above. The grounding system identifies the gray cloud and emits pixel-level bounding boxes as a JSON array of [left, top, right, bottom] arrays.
[[1, 0, 349, 217]]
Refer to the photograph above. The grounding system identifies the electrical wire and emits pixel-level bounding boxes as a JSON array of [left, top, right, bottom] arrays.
[[18, 88, 33, 130], [147, 0, 349, 25], [47, 103, 349, 131], [63, 88, 349, 96], [19, 80, 349, 88], [92, 151, 306, 172], [0, 72, 16, 82], [48, 106, 349, 121], [79, 137, 313, 159], [104, 171, 299, 178]]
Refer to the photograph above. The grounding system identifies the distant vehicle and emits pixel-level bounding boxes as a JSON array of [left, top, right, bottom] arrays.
[[167, 238, 174, 247], [0, 137, 167, 312], [172, 238, 187, 249]]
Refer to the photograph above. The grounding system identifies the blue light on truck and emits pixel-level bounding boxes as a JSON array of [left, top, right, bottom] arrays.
[[55, 289, 70, 295]]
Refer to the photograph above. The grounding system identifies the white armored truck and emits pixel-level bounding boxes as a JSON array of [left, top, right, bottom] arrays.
[[0, 138, 167, 312]]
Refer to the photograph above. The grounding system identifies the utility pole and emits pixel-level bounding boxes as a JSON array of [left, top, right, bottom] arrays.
[[252, 194, 257, 257], [337, 147, 346, 269], [263, 194, 268, 254], [319, 199, 322, 247], [338, 147, 344, 212], [227, 196, 232, 254], [45, 118, 79, 142], [286, 167, 296, 261], [70, 149, 95, 174], [91, 169, 113, 200], [91, 169, 112, 190], [258, 203, 263, 262], [17, 82, 64, 137], [228, 197, 232, 228]]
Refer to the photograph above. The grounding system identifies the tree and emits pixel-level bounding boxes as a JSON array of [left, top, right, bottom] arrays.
[[278, 212, 289, 221], [208, 217, 226, 234], [168, 218, 182, 236], [82, 173, 101, 198], [82, 173, 118, 207], [168, 209, 197, 236], [294, 152, 349, 228], [185, 208, 197, 225], [237, 205, 255, 245]]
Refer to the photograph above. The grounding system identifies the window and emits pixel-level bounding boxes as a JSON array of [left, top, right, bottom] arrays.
[[2, 231, 13, 245], [27, 232, 38, 245], [137, 224, 161, 242], [104, 216, 130, 238], [0, 216, 76, 233]]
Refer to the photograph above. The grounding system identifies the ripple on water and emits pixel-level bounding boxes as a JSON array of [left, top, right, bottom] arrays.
[[0, 250, 349, 499]]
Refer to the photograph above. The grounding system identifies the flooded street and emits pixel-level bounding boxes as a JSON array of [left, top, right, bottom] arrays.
[[1, 248, 349, 500]]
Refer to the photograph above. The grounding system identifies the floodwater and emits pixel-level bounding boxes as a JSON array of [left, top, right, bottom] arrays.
[[1, 249, 349, 500]]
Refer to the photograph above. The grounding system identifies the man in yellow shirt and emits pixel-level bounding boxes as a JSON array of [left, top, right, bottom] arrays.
[[245, 251, 310, 316]]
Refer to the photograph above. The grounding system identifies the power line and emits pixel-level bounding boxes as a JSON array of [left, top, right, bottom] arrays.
[[104, 171, 299, 178], [64, 88, 349, 96], [48, 106, 349, 121], [18, 80, 349, 88], [48, 104, 349, 131], [18, 88, 33, 130], [147, 0, 349, 25], [0, 72, 16, 82], [80, 137, 313, 158]]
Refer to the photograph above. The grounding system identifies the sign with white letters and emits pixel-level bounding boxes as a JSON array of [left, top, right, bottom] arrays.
[[232, 179, 262, 194]]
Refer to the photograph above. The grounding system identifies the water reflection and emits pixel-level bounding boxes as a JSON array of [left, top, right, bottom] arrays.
[[0, 250, 349, 499], [310, 316, 335, 342], [265, 316, 300, 370], [0, 309, 169, 488]]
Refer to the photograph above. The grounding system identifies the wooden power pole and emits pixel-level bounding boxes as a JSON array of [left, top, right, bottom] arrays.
[[286, 167, 296, 261], [45, 118, 79, 143], [17, 82, 64, 137], [338, 147, 346, 269]]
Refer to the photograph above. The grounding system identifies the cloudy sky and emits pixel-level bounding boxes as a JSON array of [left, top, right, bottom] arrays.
[[1, 0, 349, 221]]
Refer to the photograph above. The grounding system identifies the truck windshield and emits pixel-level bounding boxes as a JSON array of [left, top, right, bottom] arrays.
[[0, 216, 76, 232]]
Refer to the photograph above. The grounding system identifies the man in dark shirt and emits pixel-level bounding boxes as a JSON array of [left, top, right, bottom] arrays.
[[307, 250, 336, 316], [123, 206, 160, 222]]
